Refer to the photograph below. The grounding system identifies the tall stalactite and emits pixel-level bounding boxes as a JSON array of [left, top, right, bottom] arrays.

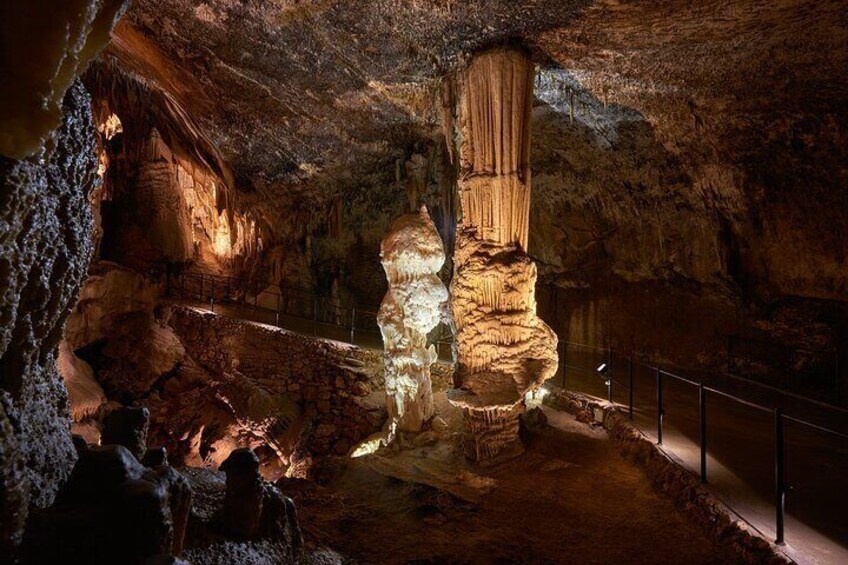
[[448, 48, 558, 462]]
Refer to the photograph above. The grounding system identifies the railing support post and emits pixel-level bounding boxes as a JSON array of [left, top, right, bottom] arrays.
[[699, 382, 707, 483], [562, 340, 567, 389], [775, 408, 786, 545], [628, 356, 634, 420], [276, 292, 281, 326], [656, 367, 664, 445], [727, 336, 732, 374]]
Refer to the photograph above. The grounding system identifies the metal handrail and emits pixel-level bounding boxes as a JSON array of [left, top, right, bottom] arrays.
[[558, 338, 848, 549], [160, 268, 454, 355]]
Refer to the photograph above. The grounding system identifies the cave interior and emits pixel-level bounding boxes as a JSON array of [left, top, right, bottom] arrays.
[[1, 1, 848, 564]]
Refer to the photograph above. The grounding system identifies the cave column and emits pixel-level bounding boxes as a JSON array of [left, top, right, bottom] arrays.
[[447, 48, 559, 462]]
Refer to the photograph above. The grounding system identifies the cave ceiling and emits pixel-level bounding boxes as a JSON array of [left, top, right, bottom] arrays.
[[94, 0, 848, 297]]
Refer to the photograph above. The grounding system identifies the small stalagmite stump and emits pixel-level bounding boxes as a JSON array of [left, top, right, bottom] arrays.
[[220, 448, 264, 538], [218, 448, 305, 557], [102, 406, 150, 461]]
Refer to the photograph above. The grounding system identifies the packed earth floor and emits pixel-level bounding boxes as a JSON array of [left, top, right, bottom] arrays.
[[285, 394, 727, 565]]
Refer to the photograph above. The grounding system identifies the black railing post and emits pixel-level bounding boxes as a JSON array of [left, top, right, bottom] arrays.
[[628, 356, 634, 420], [562, 340, 567, 389], [699, 382, 707, 483], [656, 367, 664, 445], [775, 408, 786, 545], [748, 338, 753, 380], [727, 336, 732, 374]]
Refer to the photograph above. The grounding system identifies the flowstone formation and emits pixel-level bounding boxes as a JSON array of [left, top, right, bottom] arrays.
[[448, 48, 559, 462], [377, 207, 449, 433]]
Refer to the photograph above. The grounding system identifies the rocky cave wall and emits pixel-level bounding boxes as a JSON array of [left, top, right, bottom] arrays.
[[0, 82, 100, 512]]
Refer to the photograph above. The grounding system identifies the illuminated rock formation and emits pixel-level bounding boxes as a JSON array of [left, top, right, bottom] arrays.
[[448, 48, 558, 462], [377, 207, 449, 433], [0, 0, 128, 158]]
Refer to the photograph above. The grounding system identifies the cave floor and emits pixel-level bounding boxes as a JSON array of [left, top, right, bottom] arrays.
[[285, 396, 728, 564]]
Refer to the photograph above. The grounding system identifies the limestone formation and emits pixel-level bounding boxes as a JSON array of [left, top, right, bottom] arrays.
[[377, 207, 449, 433], [24, 443, 192, 563], [218, 448, 304, 556], [0, 81, 100, 508], [0, 392, 28, 559], [0, 0, 128, 158], [448, 48, 559, 462], [58, 341, 108, 442], [102, 406, 151, 461]]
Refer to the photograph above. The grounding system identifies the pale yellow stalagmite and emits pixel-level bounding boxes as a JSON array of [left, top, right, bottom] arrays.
[[448, 47, 559, 462], [378, 206, 450, 433]]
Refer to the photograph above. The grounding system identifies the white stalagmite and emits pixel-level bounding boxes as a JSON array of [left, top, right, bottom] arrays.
[[377, 206, 449, 432], [448, 47, 559, 462]]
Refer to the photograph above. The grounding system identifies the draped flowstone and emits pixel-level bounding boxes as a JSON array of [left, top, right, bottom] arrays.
[[448, 48, 559, 462]]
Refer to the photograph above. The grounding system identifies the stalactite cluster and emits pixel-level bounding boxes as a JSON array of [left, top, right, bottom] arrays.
[[449, 48, 558, 462], [457, 49, 534, 249]]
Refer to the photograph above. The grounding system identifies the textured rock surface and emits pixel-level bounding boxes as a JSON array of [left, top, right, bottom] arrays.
[[165, 307, 386, 465], [0, 392, 28, 558], [24, 442, 192, 564], [377, 207, 449, 432], [66, 262, 186, 402], [92, 1, 848, 352], [181, 464, 306, 565], [218, 448, 303, 553], [0, 0, 127, 158], [448, 49, 558, 462], [102, 406, 151, 461], [0, 81, 100, 508], [58, 341, 107, 428]]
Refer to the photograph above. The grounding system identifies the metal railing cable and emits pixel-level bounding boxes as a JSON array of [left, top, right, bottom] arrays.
[[556, 339, 848, 549]]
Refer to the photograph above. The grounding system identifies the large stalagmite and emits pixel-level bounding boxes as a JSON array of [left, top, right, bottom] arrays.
[[448, 48, 559, 462], [377, 207, 449, 433]]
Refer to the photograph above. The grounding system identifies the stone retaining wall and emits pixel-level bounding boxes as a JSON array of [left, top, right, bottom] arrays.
[[168, 306, 386, 455]]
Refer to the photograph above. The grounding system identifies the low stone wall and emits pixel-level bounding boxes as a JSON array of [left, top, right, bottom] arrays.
[[545, 390, 790, 565], [168, 306, 386, 455]]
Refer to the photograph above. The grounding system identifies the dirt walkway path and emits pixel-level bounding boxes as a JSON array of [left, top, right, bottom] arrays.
[[286, 399, 731, 564]]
